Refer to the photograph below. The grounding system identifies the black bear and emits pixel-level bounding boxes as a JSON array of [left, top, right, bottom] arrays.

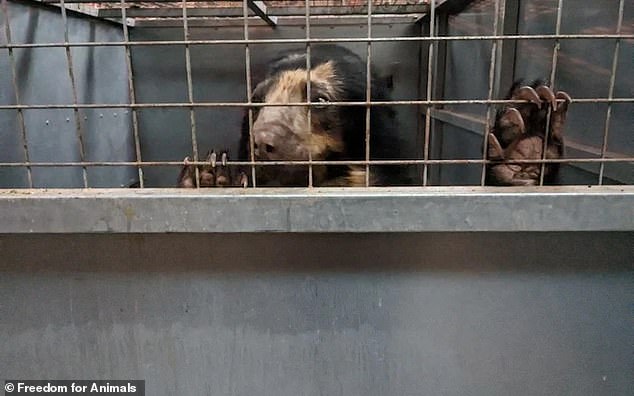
[[486, 79, 571, 186], [178, 45, 406, 188], [240, 44, 407, 187]]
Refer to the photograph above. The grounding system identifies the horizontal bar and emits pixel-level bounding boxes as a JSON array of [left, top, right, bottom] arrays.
[[0, 158, 632, 167], [97, 5, 430, 18], [131, 14, 421, 28], [36, 0, 251, 2], [38, 0, 426, 6], [2, 34, 632, 49], [1, 97, 631, 110], [1, 186, 632, 233]]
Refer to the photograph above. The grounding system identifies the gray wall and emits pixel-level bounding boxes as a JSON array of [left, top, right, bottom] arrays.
[[1, 232, 632, 396]]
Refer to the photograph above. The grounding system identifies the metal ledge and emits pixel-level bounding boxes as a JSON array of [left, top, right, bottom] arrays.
[[1, 186, 632, 233]]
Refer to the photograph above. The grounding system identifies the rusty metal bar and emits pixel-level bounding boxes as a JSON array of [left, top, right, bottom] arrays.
[[538, 0, 564, 186], [120, 0, 144, 187], [0, 157, 631, 168], [1, 0, 33, 187], [364, 0, 372, 186], [493, 0, 519, 102], [422, 0, 435, 186], [59, 0, 88, 187], [305, 0, 313, 187], [2, 34, 632, 50], [598, 0, 625, 186], [130, 14, 425, 29], [182, 0, 200, 188], [243, 0, 256, 187], [96, 6, 431, 19], [2, 97, 628, 111], [479, 0, 502, 186]]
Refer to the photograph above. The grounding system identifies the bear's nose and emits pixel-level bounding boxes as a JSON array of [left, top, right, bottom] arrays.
[[253, 130, 278, 159]]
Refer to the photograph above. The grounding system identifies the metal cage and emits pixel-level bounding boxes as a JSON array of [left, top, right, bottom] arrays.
[[1, 2, 633, 395], [0, 0, 632, 232]]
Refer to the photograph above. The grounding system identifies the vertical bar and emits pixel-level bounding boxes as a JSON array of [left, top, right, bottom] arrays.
[[422, 0, 435, 186], [305, 0, 313, 187], [428, 10, 448, 185], [59, 0, 88, 187], [479, 0, 502, 186], [182, 0, 200, 188], [243, 0, 256, 187], [120, 0, 144, 187], [1, 0, 33, 187], [364, 0, 372, 187], [494, 0, 520, 102], [538, 0, 564, 186], [598, 0, 625, 185]]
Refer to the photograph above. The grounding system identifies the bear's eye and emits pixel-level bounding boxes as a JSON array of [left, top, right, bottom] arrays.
[[312, 96, 329, 109]]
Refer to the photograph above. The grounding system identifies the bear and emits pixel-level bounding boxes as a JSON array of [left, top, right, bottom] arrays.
[[238, 44, 407, 187]]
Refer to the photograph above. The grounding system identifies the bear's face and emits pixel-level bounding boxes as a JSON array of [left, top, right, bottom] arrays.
[[249, 61, 345, 163], [238, 45, 403, 187]]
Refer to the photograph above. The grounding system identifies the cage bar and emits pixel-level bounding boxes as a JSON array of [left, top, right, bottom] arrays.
[[3, 34, 634, 50], [59, 0, 89, 187], [364, 0, 372, 186], [537, 0, 565, 186], [598, 0, 625, 186], [479, 0, 501, 186], [120, 0, 144, 187], [421, 0, 435, 185], [1, 97, 632, 111], [243, 0, 256, 187], [305, 0, 314, 187], [2, 157, 632, 168], [182, 0, 200, 188], [1, 0, 33, 187]]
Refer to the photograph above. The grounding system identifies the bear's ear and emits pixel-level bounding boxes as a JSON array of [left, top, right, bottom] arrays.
[[310, 61, 342, 99], [311, 61, 336, 82]]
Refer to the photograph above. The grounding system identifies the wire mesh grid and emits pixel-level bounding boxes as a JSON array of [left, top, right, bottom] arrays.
[[0, 0, 632, 188]]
